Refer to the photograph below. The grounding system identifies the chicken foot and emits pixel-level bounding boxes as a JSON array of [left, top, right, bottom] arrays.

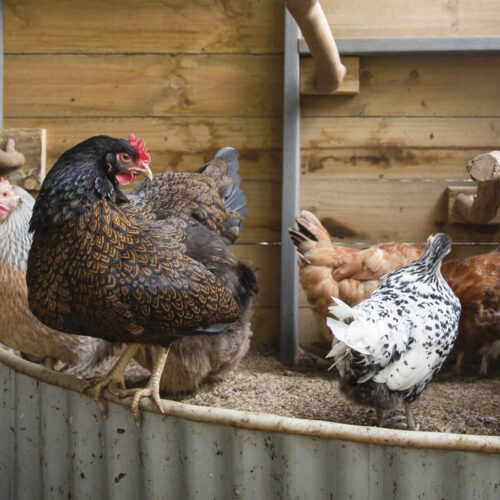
[[117, 345, 170, 426], [79, 343, 140, 417], [376, 405, 420, 431]]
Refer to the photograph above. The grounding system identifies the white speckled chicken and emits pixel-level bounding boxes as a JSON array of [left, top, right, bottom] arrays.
[[0, 178, 112, 372], [326, 233, 461, 431]]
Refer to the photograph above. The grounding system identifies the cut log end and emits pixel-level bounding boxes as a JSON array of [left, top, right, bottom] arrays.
[[452, 152, 500, 224]]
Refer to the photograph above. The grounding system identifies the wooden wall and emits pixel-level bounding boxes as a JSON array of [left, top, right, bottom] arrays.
[[299, 1, 500, 345], [3, 0, 284, 344], [3, 1, 500, 348]]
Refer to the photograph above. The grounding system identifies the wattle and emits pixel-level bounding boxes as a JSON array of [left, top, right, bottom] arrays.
[[0, 206, 9, 216], [115, 172, 136, 185]]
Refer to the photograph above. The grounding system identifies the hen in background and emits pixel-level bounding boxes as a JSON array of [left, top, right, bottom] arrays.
[[134, 259, 257, 394], [327, 233, 461, 430], [27, 136, 258, 423], [0, 178, 112, 373], [441, 250, 500, 375], [289, 210, 500, 375]]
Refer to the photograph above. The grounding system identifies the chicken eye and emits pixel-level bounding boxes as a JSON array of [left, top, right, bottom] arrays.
[[2, 192, 7, 197], [119, 153, 130, 162]]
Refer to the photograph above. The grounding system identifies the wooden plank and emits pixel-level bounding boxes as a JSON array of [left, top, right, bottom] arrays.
[[299, 307, 329, 348], [251, 308, 279, 345], [301, 148, 489, 181], [4, 117, 283, 182], [301, 117, 500, 149], [0, 128, 45, 191], [4, 0, 284, 54], [300, 57, 359, 95], [4, 54, 283, 118], [3, 120, 282, 244], [232, 244, 280, 309], [301, 55, 500, 117], [299, 37, 500, 55], [319, 1, 500, 38], [447, 186, 500, 224], [300, 178, 500, 243]]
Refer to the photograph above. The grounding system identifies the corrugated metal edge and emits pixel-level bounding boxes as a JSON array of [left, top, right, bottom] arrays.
[[0, 346, 498, 454]]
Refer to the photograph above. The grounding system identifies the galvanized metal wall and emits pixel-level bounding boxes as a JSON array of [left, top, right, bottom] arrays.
[[0, 363, 499, 500]]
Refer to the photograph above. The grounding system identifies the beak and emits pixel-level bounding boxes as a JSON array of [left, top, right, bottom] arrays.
[[132, 161, 153, 181]]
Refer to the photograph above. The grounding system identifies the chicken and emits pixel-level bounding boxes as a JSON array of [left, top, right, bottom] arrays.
[[134, 261, 257, 394], [289, 210, 500, 374], [26, 135, 257, 424], [441, 250, 500, 375], [0, 178, 112, 373], [326, 233, 461, 430], [289, 210, 423, 313]]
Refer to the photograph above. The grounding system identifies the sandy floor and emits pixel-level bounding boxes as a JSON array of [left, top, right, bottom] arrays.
[[107, 345, 500, 436]]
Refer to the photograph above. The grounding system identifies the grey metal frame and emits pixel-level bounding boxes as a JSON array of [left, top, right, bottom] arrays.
[[299, 36, 500, 56], [279, 28, 500, 364], [280, 10, 301, 365]]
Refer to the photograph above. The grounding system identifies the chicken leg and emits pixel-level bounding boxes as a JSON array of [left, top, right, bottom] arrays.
[[117, 345, 170, 425], [80, 343, 140, 417]]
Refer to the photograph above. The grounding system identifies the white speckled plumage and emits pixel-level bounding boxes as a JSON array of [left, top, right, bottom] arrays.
[[327, 233, 461, 430], [0, 182, 112, 373]]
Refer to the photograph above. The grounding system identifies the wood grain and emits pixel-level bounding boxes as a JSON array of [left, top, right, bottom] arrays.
[[4, 0, 284, 54], [251, 308, 279, 345], [300, 178, 500, 243], [4, 117, 283, 181], [4, 54, 283, 118], [302, 55, 500, 117], [301, 148, 490, 180], [301, 117, 500, 149], [321, 0, 500, 38], [300, 57, 359, 95]]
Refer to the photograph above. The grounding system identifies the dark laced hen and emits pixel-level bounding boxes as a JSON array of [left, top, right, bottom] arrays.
[[326, 233, 461, 431], [27, 135, 257, 423]]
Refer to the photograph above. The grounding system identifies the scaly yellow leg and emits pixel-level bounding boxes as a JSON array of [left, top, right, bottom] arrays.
[[118, 345, 170, 426], [79, 344, 141, 418]]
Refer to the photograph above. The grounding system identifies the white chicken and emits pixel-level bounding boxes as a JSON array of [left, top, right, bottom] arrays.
[[327, 233, 461, 431]]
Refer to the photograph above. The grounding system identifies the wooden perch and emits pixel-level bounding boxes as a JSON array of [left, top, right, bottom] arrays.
[[454, 151, 500, 224], [284, 0, 346, 92], [0, 138, 25, 169]]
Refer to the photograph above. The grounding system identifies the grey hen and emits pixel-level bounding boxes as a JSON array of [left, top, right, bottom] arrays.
[[327, 233, 461, 431]]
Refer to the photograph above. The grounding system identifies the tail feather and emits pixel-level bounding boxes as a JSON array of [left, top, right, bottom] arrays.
[[199, 147, 248, 242]]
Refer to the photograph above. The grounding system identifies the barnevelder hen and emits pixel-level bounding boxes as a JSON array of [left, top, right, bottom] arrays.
[[326, 233, 461, 431], [27, 135, 257, 423]]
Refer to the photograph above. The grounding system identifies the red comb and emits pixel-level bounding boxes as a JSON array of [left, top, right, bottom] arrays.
[[128, 134, 151, 165], [0, 177, 8, 185]]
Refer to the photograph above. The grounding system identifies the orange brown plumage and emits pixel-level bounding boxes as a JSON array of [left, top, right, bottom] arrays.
[[289, 210, 500, 374]]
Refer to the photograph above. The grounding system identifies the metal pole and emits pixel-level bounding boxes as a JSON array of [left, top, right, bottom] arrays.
[[0, 0, 4, 129], [279, 9, 300, 365]]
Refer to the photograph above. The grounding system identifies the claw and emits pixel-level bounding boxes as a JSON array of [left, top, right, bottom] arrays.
[[78, 344, 140, 418]]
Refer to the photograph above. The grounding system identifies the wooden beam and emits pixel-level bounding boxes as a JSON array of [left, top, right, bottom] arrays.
[[300, 57, 359, 95], [299, 36, 500, 55], [284, 0, 346, 92], [280, 10, 300, 366], [448, 151, 500, 224]]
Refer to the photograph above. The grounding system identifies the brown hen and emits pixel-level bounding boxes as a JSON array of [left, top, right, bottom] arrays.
[[27, 136, 257, 423], [289, 210, 500, 374]]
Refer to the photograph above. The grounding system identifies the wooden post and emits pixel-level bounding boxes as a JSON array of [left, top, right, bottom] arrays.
[[455, 152, 500, 224], [284, 0, 346, 92]]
